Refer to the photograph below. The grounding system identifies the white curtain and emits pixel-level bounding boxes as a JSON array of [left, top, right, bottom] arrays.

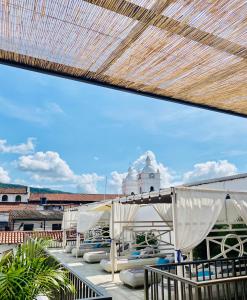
[[62, 210, 78, 230], [110, 203, 139, 239], [174, 188, 224, 253], [217, 198, 240, 224], [153, 203, 173, 227], [231, 192, 247, 224], [77, 210, 104, 233]]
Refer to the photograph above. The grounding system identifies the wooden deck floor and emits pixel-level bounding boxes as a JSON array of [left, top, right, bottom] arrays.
[[47, 249, 144, 300]]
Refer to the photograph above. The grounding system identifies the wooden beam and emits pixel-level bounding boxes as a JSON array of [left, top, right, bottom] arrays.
[[96, 0, 174, 75], [84, 0, 247, 60]]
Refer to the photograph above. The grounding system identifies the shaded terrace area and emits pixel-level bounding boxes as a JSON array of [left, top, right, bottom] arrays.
[[47, 247, 143, 300]]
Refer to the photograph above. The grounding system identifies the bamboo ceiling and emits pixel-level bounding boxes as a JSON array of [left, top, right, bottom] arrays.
[[1, 0, 247, 117]]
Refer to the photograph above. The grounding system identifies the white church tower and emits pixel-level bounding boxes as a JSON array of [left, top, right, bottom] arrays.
[[122, 155, 161, 195], [122, 167, 139, 195], [137, 155, 160, 193]]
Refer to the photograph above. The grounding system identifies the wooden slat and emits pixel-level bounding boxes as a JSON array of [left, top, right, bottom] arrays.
[[84, 0, 247, 60], [96, 0, 174, 75]]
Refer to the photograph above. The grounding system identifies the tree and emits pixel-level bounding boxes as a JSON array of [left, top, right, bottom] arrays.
[[0, 238, 74, 300]]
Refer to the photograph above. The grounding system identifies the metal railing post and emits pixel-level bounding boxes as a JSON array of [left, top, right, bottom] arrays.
[[144, 268, 149, 300]]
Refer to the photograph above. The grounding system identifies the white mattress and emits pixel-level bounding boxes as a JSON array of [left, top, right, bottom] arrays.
[[64, 245, 74, 253], [119, 269, 152, 288], [71, 247, 109, 257], [100, 257, 158, 273], [83, 251, 109, 263]]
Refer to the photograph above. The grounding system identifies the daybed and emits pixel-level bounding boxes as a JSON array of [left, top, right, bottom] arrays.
[[100, 256, 159, 273], [119, 257, 174, 288], [72, 245, 110, 257], [83, 242, 130, 263], [83, 250, 110, 263]]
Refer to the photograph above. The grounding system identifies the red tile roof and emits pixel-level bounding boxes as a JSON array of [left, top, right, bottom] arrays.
[[10, 210, 63, 221], [0, 204, 38, 213], [0, 230, 63, 244], [0, 187, 27, 194], [29, 193, 119, 202]]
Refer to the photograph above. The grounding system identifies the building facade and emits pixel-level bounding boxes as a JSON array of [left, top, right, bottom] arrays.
[[0, 187, 29, 203], [122, 155, 161, 195]]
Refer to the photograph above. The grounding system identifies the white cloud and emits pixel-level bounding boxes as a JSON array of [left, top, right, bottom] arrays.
[[17, 151, 103, 193], [18, 151, 74, 181], [0, 166, 10, 183], [76, 173, 104, 194], [183, 160, 237, 183], [0, 138, 35, 154], [108, 171, 127, 194]]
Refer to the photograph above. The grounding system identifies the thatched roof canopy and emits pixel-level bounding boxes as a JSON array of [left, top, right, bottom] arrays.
[[1, 0, 247, 117]]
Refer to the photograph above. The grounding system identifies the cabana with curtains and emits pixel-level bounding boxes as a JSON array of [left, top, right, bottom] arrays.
[[62, 207, 79, 249], [74, 201, 112, 257], [172, 187, 247, 262], [62, 187, 247, 282], [104, 187, 247, 280]]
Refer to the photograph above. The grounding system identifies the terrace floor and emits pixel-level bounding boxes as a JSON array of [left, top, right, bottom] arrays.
[[47, 248, 144, 300]]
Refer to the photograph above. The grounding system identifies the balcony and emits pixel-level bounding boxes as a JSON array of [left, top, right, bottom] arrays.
[[144, 257, 247, 300], [48, 249, 112, 300]]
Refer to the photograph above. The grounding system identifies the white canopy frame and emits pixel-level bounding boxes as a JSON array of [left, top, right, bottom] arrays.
[[109, 200, 174, 281]]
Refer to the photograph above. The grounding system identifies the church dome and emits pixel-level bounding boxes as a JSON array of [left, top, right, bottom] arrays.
[[125, 167, 137, 181], [141, 155, 156, 174]]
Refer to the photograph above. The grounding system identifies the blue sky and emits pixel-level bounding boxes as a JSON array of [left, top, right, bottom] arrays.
[[0, 64, 247, 193]]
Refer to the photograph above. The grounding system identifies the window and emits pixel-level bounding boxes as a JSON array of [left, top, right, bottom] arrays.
[[138, 174, 141, 179], [150, 186, 154, 192], [52, 224, 61, 230], [149, 173, 155, 179], [40, 197, 47, 205], [0, 222, 8, 231], [23, 224, 34, 231], [15, 195, 21, 202], [2, 195, 8, 202]]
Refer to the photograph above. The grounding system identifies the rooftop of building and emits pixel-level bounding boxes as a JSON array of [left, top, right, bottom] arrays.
[[9, 210, 63, 221], [29, 193, 120, 203], [184, 172, 247, 187], [0, 187, 28, 194], [0, 204, 38, 213], [0, 231, 63, 244]]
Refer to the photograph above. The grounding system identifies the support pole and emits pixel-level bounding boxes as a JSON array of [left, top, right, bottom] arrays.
[[171, 187, 179, 262], [111, 201, 115, 281], [76, 232, 80, 259], [172, 187, 183, 299], [62, 229, 66, 249]]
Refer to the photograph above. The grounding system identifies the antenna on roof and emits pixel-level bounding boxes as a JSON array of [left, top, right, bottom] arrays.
[[104, 176, 107, 201]]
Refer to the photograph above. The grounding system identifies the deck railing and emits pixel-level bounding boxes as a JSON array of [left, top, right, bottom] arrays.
[[144, 257, 247, 300], [49, 252, 112, 300]]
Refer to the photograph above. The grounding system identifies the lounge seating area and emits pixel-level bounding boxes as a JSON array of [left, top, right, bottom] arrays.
[[60, 186, 247, 300]]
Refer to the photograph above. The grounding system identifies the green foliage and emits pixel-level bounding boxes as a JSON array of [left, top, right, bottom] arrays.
[[136, 232, 158, 250], [0, 239, 74, 300]]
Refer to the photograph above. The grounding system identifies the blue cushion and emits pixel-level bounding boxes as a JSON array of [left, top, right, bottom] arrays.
[[131, 251, 141, 256], [93, 243, 102, 248], [156, 258, 170, 265], [197, 270, 213, 277]]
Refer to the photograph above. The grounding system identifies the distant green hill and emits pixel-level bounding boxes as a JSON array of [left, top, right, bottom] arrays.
[[30, 187, 70, 194], [0, 182, 70, 194]]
